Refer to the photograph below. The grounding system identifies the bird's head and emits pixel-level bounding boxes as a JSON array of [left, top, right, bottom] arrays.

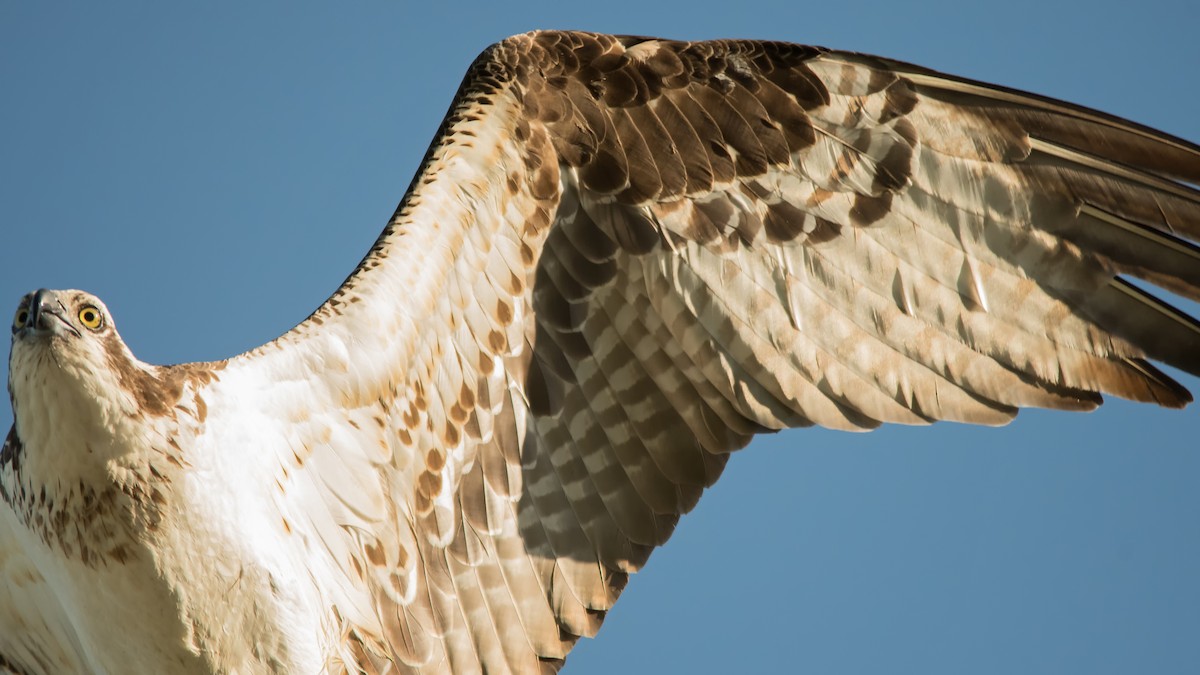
[[11, 288, 121, 374], [8, 289, 141, 422]]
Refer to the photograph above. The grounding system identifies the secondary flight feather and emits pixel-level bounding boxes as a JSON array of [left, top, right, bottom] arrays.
[[2, 31, 1198, 674]]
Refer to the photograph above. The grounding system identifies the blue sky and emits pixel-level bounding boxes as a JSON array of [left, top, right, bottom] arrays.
[[1, 2, 1197, 673]]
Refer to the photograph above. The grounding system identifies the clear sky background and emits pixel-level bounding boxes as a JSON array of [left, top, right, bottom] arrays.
[[1, 2, 1197, 673]]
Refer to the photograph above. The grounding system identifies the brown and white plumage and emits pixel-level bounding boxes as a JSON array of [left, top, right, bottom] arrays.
[[2, 31, 1198, 673]]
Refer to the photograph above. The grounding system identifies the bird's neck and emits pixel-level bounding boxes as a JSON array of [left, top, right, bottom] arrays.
[[10, 353, 153, 490], [3, 344, 184, 573]]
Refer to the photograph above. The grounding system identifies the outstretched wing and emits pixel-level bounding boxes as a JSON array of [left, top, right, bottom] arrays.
[[217, 31, 1200, 673]]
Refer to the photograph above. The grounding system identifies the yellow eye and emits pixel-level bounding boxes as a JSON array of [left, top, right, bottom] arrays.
[[12, 307, 29, 332], [78, 305, 103, 330]]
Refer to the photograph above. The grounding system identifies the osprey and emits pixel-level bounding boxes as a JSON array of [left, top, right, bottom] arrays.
[[2, 31, 1198, 674]]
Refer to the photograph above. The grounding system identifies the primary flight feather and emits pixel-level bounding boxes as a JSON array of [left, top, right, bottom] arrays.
[[2, 31, 1198, 674]]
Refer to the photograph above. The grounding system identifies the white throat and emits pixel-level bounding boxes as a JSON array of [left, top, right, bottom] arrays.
[[8, 336, 148, 490]]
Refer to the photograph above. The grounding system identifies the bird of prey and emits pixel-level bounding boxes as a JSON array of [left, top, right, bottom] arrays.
[[2, 31, 1198, 674]]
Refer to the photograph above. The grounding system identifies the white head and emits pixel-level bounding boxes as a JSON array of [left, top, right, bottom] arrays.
[[7, 289, 155, 470], [9, 288, 221, 462], [9, 288, 141, 414], [11, 288, 128, 384]]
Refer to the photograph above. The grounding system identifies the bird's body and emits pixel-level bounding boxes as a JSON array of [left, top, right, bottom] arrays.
[[3, 31, 1199, 674]]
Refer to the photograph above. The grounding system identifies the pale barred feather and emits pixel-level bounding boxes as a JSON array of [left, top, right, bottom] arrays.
[[4, 31, 1199, 675], [0, 484, 91, 675]]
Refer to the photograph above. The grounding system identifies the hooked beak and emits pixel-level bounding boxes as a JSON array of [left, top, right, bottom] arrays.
[[26, 289, 81, 338]]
